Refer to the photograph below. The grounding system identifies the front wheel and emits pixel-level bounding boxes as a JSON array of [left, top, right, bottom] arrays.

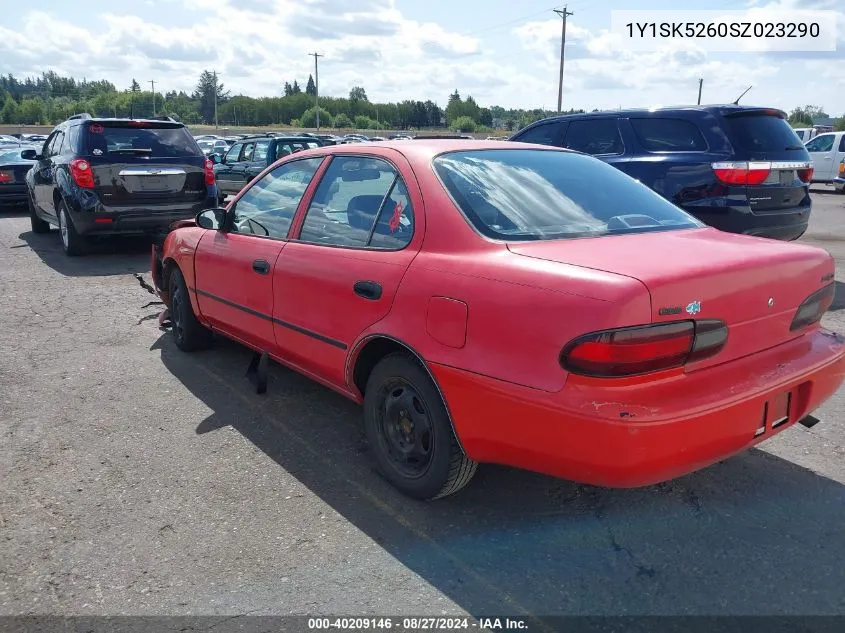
[[168, 267, 212, 352], [364, 353, 477, 500], [29, 194, 50, 234]]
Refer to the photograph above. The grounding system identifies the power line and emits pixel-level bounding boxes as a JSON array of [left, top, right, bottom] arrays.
[[554, 5, 574, 113]]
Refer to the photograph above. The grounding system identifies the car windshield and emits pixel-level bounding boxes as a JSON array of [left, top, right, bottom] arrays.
[[85, 123, 203, 158], [433, 149, 703, 241]]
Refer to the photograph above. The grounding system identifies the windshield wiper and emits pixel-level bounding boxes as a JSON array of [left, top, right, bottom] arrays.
[[110, 148, 152, 154]]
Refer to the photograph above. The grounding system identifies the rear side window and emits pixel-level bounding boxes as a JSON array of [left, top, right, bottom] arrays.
[[515, 121, 566, 146], [630, 118, 707, 152], [840, 136, 845, 152], [722, 114, 803, 152], [563, 119, 624, 155], [85, 123, 202, 158], [254, 140, 271, 163], [434, 149, 702, 241]]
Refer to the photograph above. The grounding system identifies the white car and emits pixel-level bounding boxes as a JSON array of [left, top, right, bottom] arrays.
[[805, 131, 845, 183]]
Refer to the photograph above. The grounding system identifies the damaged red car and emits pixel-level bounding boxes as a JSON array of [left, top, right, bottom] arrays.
[[150, 140, 845, 500]]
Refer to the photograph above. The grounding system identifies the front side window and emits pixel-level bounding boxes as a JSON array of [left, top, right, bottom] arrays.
[[299, 156, 413, 248], [514, 121, 566, 146], [229, 157, 323, 239], [630, 118, 708, 152], [225, 143, 242, 163], [241, 142, 255, 162], [806, 135, 835, 152], [434, 149, 702, 241], [563, 119, 624, 155]]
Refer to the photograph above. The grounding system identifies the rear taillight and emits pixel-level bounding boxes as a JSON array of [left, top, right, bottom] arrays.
[[711, 161, 770, 185], [69, 159, 95, 188], [0, 170, 13, 183], [204, 158, 215, 185], [798, 166, 814, 183], [561, 319, 728, 378], [790, 284, 835, 331], [839, 161, 844, 177]]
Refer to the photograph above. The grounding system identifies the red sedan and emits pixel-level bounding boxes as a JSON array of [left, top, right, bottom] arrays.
[[150, 140, 845, 500]]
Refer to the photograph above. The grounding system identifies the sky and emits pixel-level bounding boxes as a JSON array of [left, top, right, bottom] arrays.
[[0, 0, 842, 115]]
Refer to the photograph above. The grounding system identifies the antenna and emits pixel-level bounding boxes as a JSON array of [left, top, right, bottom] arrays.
[[733, 85, 752, 105]]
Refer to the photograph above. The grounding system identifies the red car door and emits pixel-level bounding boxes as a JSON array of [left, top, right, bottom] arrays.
[[193, 156, 326, 351], [273, 152, 422, 388]]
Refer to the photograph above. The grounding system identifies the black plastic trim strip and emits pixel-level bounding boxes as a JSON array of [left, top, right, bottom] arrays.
[[191, 287, 347, 350]]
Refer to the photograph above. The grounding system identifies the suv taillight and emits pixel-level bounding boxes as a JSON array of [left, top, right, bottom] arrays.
[[798, 166, 814, 183], [790, 284, 835, 331], [204, 158, 215, 186], [711, 161, 771, 185], [70, 159, 95, 188], [560, 320, 728, 378]]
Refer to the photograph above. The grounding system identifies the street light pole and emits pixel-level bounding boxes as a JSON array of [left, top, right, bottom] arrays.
[[554, 6, 574, 113], [213, 71, 219, 129]]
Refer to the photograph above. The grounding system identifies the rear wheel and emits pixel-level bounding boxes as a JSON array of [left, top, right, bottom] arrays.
[[28, 194, 50, 234], [168, 267, 212, 352], [364, 353, 477, 500], [57, 201, 87, 256]]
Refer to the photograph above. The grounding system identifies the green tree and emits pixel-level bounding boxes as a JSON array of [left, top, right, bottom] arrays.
[[354, 114, 378, 130], [834, 116, 845, 132], [193, 70, 229, 124], [333, 112, 352, 128], [349, 86, 368, 102], [450, 115, 476, 133], [283, 82, 293, 97], [291, 80, 302, 94], [306, 74, 316, 96], [0, 95, 18, 123], [300, 106, 333, 128], [18, 97, 45, 124]]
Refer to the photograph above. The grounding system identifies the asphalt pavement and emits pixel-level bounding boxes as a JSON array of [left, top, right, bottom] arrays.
[[1, 188, 844, 621]]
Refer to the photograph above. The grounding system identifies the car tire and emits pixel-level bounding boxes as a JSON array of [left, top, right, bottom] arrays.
[[57, 200, 87, 256], [364, 353, 478, 500], [29, 194, 50, 234], [168, 267, 212, 352]]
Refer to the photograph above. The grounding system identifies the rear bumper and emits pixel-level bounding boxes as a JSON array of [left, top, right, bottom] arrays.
[[432, 328, 845, 488], [0, 185, 28, 205], [70, 197, 215, 236], [688, 203, 810, 241], [834, 177, 845, 192]]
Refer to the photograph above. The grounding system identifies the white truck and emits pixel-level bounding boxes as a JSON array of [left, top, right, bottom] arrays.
[[805, 131, 845, 183]]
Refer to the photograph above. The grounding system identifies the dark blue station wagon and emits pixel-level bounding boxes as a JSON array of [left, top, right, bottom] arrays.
[[511, 105, 814, 241]]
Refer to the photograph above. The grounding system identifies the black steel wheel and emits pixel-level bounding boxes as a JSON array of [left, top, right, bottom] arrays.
[[168, 267, 212, 352], [364, 353, 477, 500]]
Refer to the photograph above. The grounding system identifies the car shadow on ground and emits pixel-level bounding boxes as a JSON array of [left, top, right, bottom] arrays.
[[829, 281, 845, 312], [16, 228, 152, 277], [152, 331, 845, 619]]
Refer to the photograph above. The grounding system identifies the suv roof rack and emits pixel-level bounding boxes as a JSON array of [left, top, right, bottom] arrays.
[[67, 113, 92, 121]]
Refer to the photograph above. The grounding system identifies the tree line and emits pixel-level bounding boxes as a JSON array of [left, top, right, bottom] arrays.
[[787, 105, 845, 131], [0, 70, 577, 132]]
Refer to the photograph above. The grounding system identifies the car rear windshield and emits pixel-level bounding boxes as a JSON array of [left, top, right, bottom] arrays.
[[433, 149, 703, 241], [722, 113, 804, 152], [85, 123, 203, 158]]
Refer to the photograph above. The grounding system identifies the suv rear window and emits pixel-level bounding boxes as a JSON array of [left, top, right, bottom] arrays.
[[630, 118, 708, 152], [85, 123, 202, 158], [722, 113, 803, 152], [434, 149, 702, 241]]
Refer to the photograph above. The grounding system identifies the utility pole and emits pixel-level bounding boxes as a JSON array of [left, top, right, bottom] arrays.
[[150, 80, 156, 116], [554, 6, 574, 113], [697, 78, 703, 105], [213, 71, 219, 128], [310, 52, 323, 130]]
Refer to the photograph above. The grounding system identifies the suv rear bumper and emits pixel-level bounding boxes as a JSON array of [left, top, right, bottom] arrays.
[[69, 197, 215, 236], [689, 203, 810, 241], [834, 177, 844, 193]]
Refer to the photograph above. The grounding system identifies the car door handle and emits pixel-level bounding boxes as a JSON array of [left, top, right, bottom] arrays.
[[353, 280, 382, 300], [252, 259, 270, 275]]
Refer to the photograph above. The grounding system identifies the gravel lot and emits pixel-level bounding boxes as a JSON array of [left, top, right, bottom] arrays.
[[1, 188, 844, 621]]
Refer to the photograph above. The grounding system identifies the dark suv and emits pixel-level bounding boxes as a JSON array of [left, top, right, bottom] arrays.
[[212, 135, 324, 202], [24, 114, 217, 256], [510, 105, 813, 240]]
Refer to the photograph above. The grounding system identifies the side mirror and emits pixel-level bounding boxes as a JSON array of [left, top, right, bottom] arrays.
[[21, 149, 39, 160], [196, 207, 228, 230]]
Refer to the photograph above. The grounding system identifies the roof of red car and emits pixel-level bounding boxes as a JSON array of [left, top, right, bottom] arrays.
[[304, 139, 562, 163]]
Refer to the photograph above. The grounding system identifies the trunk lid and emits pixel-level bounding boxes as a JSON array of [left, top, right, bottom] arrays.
[[718, 109, 812, 215], [83, 121, 207, 206], [508, 227, 834, 370]]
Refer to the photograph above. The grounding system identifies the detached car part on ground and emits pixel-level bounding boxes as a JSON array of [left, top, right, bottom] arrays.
[[150, 140, 845, 500], [24, 114, 217, 256]]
